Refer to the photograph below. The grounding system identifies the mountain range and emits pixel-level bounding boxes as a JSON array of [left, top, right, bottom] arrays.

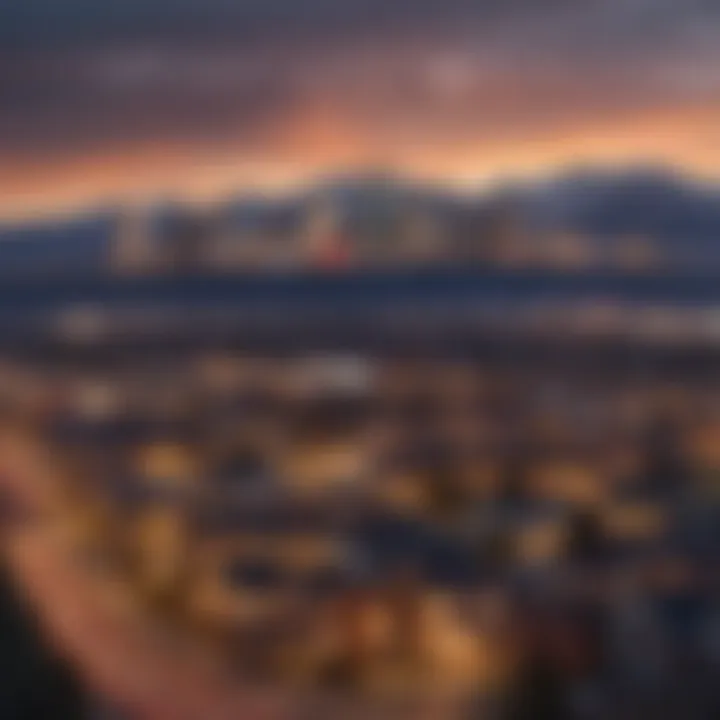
[[1, 166, 720, 274]]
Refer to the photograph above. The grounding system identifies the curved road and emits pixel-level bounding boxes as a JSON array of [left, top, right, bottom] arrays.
[[0, 428, 291, 720]]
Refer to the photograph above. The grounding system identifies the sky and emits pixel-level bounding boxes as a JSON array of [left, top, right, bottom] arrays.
[[1, 0, 720, 218]]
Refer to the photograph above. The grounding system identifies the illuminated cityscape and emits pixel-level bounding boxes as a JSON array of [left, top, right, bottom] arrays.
[[2, 0, 720, 718]]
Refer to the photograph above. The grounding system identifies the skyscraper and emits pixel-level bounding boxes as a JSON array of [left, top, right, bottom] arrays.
[[112, 205, 157, 275]]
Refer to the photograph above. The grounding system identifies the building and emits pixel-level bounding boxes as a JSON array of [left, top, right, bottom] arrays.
[[159, 208, 212, 273], [396, 207, 446, 266], [609, 234, 661, 272], [302, 199, 353, 270], [482, 200, 535, 268], [112, 205, 158, 275]]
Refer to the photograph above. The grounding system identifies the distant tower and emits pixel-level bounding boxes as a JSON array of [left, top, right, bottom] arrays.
[[400, 207, 444, 265], [164, 210, 207, 274], [157, 207, 227, 274], [112, 205, 157, 275], [205, 208, 271, 272], [484, 199, 532, 268], [303, 200, 351, 269]]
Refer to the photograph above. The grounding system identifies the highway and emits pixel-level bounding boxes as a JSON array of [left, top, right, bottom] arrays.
[[0, 428, 292, 720]]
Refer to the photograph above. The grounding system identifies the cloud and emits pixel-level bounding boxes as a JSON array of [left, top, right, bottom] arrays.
[[1, 0, 719, 216]]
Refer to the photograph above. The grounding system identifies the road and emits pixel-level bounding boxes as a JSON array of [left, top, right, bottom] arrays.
[[0, 428, 292, 720]]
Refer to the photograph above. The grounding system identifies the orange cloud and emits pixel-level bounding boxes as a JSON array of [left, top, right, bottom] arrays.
[[1, 99, 720, 221]]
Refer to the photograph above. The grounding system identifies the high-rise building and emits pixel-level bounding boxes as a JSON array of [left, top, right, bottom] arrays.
[[397, 207, 445, 265], [160, 209, 212, 274], [302, 199, 352, 270], [483, 199, 534, 268], [201, 209, 245, 271], [111, 205, 158, 274]]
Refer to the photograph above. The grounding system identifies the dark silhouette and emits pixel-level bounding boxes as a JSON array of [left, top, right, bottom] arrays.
[[0, 562, 88, 719], [0, 488, 88, 719]]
